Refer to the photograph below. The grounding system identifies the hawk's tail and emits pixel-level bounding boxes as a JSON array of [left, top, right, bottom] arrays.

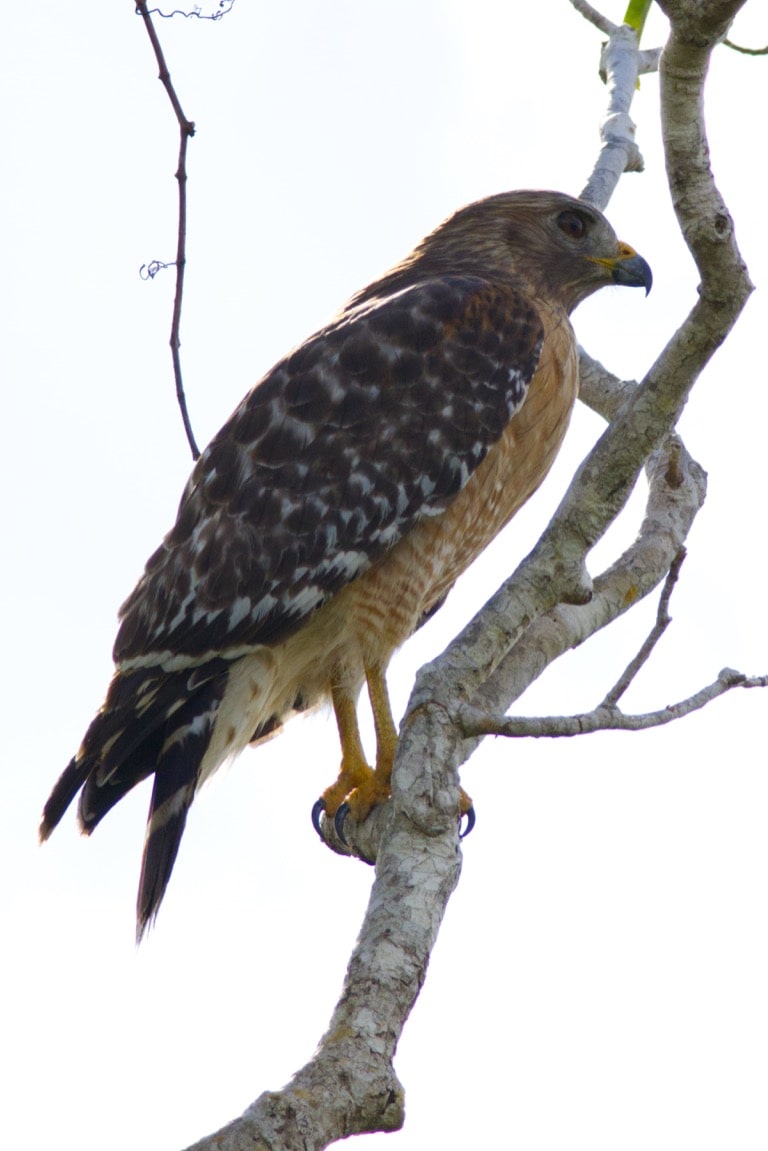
[[39, 660, 229, 940]]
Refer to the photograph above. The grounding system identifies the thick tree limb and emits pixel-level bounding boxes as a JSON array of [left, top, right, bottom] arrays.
[[186, 801, 458, 1150]]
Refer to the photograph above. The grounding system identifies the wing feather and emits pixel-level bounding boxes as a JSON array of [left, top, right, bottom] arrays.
[[115, 275, 543, 667]]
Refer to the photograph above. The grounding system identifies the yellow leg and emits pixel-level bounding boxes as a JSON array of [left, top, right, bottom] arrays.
[[366, 664, 472, 823], [367, 662, 398, 786], [318, 665, 474, 835], [320, 664, 398, 823], [320, 682, 374, 817]]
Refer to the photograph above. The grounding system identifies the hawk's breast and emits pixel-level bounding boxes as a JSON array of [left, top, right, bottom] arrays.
[[342, 300, 579, 664]]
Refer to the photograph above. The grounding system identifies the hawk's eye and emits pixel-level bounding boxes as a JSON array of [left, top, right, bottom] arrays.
[[557, 210, 587, 240]]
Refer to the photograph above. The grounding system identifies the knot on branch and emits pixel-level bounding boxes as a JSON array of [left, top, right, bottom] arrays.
[[600, 111, 637, 141], [558, 561, 594, 605], [600, 112, 644, 172], [663, 439, 684, 488], [712, 210, 733, 240]]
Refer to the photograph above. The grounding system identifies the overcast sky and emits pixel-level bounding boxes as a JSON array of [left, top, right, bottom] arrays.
[[3, 3, 767, 1149]]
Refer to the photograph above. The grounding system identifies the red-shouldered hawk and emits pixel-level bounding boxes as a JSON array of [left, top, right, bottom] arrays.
[[40, 191, 651, 938]]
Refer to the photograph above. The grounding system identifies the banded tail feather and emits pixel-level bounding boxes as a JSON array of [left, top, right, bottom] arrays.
[[40, 662, 229, 939]]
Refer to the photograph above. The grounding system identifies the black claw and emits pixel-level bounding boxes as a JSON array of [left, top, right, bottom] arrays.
[[311, 797, 326, 839], [459, 805, 476, 839], [334, 802, 350, 845]]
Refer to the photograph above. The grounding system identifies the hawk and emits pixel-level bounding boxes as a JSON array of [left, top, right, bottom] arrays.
[[40, 190, 651, 938]]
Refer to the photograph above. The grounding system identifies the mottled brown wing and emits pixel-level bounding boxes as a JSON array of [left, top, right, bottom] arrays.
[[115, 275, 544, 666]]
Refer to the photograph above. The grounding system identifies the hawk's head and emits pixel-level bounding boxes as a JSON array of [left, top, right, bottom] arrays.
[[411, 190, 652, 313]]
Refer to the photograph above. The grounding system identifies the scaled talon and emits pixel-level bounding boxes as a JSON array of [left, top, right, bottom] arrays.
[[311, 797, 327, 840], [460, 806, 476, 839], [333, 802, 350, 844]]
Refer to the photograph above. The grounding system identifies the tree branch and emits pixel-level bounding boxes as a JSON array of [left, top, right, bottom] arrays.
[[455, 548, 768, 741], [600, 545, 686, 707], [135, 0, 201, 460], [458, 667, 768, 739], [402, 0, 752, 756], [184, 4, 756, 1147], [580, 22, 657, 208], [451, 430, 705, 773], [569, 0, 618, 36], [184, 791, 461, 1150], [724, 38, 768, 55]]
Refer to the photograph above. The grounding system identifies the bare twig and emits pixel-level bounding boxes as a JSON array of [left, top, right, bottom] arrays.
[[135, 0, 201, 460], [600, 546, 686, 707], [569, 0, 617, 35], [724, 39, 768, 55], [457, 668, 768, 739]]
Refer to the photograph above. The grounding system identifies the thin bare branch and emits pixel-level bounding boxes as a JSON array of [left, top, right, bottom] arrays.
[[569, 0, 618, 35], [724, 39, 768, 55], [600, 546, 686, 707], [135, 0, 201, 460], [457, 668, 768, 739]]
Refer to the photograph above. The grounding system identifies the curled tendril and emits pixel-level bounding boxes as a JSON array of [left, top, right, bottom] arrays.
[[137, 1, 235, 19], [140, 259, 175, 280]]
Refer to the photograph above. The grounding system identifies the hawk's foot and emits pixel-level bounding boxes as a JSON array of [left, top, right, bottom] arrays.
[[328, 783, 476, 842], [332, 769, 394, 840], [311, 755, 383, 844]]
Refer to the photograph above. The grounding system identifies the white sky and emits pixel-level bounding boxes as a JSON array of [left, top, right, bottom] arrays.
[[3, 2, 767, 1148]]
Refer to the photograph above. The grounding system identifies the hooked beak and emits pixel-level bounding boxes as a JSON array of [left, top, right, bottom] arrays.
[[589, 242, 653, 296]]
